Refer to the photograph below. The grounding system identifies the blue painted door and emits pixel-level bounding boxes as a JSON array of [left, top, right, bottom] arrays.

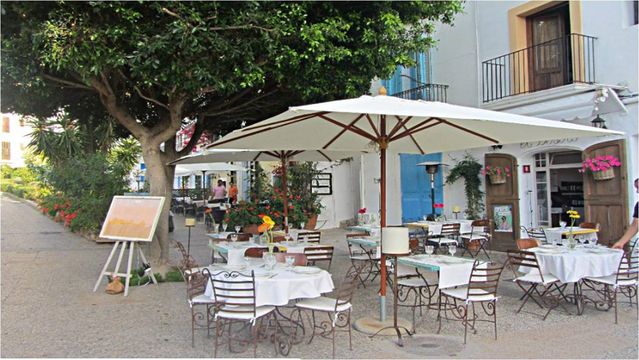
[[400, 153, 443, 223]]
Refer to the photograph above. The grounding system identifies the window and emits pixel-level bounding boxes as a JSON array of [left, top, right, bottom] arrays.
[[2, 117, 10, 133], [2, 142, 10, 160], [18, 117, 25, 127]]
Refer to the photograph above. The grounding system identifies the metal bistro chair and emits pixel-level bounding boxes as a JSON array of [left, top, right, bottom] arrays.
[[522, 226, 548, 244], [437, 261, 505, 344], [428, 223, 460, 254], [202, 268, 276, 357], [397, 267, 438, 333], [516, 238, 541, 250], [582, 249, 639, 323], [173, 241, 216, 347], [506, 250, 569, 320], [459, 219, 492, 259], [297, 231, 321, 244], [293, 263, 366, 358], [346, 234, 379, 288], [304, 245, 334, 270]]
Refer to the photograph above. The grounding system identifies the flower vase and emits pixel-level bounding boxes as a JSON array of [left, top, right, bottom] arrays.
[[267, 242, 275, 254], [567, 235, 577, 250]]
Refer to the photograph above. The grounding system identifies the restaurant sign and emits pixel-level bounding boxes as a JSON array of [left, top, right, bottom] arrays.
[[520, 138, 579, 149]]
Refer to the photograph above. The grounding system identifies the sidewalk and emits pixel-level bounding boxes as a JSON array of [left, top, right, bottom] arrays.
[[1, 193, 637, 358]]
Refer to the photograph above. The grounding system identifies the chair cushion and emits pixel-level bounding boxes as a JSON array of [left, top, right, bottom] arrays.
[[441, 286, 497, 302], [460, 234, 488, 241], [398, 277, 430, 288], [585, 275, 638, 287], [216, 305, 275, 321], [430, 237, 458, 245], [295, 296, 352, 312], [514, 272, 559, 285], [190, 294, 216, 305]]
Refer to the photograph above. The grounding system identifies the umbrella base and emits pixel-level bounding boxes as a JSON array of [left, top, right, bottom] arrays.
[[353, 316, 412, 336]]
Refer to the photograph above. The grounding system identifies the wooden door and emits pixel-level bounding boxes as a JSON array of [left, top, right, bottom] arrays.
[[485, 154, 520, 251], [583, 140, 628, 246], [527, 4, 570, 91]]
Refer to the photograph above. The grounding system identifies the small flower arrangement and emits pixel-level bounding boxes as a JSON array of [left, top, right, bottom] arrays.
[[258, 214, 276, 252], [358, 207, 367, 214], [481, 165, 511, 177], [433, 203, 444, 209], [579, 155, 621, 173], [566, 209, 580, 248]]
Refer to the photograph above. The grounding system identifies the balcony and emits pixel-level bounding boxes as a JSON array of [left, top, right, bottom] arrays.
[[391, 83, 449, 102], [482, 33, 596, 103]]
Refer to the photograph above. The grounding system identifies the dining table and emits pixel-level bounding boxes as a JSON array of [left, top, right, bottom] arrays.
[[209, 239, 328, 265], [404, 220, 474, 236], [397, 254, 476, 289], [526, 244, 623, 314], [542, 227, 599, 245]]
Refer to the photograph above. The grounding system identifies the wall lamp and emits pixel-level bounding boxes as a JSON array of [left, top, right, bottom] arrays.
[[591, 115, 607, 129]]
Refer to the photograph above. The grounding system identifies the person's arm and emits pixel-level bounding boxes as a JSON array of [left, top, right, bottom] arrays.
[[612, 217, 638, 249]]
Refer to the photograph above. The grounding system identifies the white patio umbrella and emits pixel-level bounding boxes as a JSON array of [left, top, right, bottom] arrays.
[[207, 90, 623, 321], [170, 148, 366, 230]]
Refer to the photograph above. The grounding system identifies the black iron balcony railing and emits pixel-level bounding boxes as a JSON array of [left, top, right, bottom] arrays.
[[482, 33, 596, 103], [392, 83, 449, 102]]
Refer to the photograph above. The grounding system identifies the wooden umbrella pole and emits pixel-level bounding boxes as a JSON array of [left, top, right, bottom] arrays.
[[281, 157, 289, 233], [379, 116, 387, 298]]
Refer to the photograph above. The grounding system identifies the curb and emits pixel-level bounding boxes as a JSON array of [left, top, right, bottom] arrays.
[[1, 191, 40, 210]]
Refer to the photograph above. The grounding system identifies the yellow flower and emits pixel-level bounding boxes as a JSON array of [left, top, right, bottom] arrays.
[[261, 215, 275, 230]]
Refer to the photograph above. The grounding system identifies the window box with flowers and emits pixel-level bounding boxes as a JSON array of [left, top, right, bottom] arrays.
[[482, 165, 511, 185], [579, 155, 621, 181]]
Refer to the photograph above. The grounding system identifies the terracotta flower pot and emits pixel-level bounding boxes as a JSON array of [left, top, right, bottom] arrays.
[[305, 214, 318, 230], [242, 224, 260, 235]]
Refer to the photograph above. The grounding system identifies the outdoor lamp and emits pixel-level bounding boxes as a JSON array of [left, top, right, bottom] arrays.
[[452, 205, 461, 219], [591, 115, 607, 129], [417, 161, 444, 218], [185, 217, 196, 255]]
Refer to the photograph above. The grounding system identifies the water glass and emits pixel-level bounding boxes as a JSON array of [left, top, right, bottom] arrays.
[[230, 234, 238, 244], [559, 221, 567, 229], [235, 225, 241, 233], [300, 222, 305, 230], [285, 256, 295, 268], [448, 244, 457, 256], [263, 253, 276, 271], [222, 223, 228, 232], [285, 234, 293, 244], [425, 245, 434, 256]]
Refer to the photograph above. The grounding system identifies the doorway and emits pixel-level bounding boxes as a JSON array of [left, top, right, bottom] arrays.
[[533, 150, 583, 227]]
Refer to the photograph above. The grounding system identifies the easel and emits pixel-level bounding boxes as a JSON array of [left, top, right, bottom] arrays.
[[93, 240, 158, 296]]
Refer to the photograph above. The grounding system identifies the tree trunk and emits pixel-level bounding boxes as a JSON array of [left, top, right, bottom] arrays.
[[142, 145, 174, 266]]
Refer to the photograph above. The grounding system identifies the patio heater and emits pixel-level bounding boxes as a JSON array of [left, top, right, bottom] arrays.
[[417, 162, 442, 219]]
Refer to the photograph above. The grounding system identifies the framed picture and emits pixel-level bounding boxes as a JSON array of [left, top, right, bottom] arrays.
[[99, 196, 165, 242], [493, 204, 513, 233], [311, 173, 333, 195]]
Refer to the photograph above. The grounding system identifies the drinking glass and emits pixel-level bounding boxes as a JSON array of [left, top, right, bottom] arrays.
[[264, 253, 276, 271], [285, 256, 295, 268], [222, 223, 228, 232], [423, 215, 428, 221], [448, 244, 457, 256], [559, 221, 567, 229], [235, 225, 241, 233], [285, 234, 292, 244], [425, 245, 434, 256], [244, 256, 251, 268], [578, 236, 586, 246], [300, 222, 305, 230], [230, 234, 238, 245]]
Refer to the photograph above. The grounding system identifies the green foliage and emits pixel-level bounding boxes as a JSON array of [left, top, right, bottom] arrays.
[[1, 164, 50, 201], [446, 153, 485, 219]]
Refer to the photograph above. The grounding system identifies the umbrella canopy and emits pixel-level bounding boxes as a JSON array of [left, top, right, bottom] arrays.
[[208, 92, 623, 320], [170, 148, 366, 230]]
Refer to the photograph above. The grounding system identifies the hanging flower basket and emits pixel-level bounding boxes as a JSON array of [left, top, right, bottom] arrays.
[[592, 167, 615, 181], [489, 173, 507, 184]]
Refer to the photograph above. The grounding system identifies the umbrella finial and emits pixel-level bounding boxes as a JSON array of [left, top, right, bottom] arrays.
[[378, 86, 387, 96]]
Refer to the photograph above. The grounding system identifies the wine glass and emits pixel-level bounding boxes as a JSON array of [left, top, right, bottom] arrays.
[[230, 234, 238, 246], [284, 233, 292, 244], [285, 256, 295, 268], [222, 223, 228, 233], [425, 245, 434, 256], [559, 221, 567, 229], [448, 244, 457, 256], [235, 225, 241, 234], [577, 236, 586, 246], [300, 222, 305, 230]]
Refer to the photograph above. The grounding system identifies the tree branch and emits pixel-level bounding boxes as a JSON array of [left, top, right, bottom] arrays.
[[203, 88, 279, 117], [134, 86, 170, 111], [89, 77, 148, 140], [41, 74, 94, 91]]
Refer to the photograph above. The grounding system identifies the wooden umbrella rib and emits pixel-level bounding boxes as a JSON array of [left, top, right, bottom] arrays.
[[387, 115, 413, 139], [209, 114, 317, 148], [316, 150, 333, 162], [252, 151, 264, 161], [240, 111, 327, 132], [322, 113, 366, 149], [400, 122, 425, 155], [438, 118, 500, 144], [318, 114, 378, 143], [389, 117, 436, 141], [390, 120, 441, 142], [366, 114, 381, 138]]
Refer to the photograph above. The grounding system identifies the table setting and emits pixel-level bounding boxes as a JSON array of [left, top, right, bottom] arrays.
[[397, 246, 476, 289]]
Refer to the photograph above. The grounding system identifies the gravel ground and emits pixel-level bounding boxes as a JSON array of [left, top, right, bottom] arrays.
[[1, 193, 637, 358]]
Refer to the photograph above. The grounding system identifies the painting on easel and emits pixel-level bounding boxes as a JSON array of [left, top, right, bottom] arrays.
[[100, 196, 165, 242]]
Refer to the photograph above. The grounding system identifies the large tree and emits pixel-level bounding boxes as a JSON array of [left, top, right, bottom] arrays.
[[1, 1, 463, 264]]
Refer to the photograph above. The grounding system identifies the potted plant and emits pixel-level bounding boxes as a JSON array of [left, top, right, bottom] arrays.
[[482, 165, 511, 184], [446, 154, 485, 219], [579, 155, 621, 181], [224, 201, 263, 234]]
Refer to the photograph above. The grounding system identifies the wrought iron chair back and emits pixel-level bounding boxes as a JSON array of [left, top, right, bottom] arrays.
[[203, 268, 257, 318], [173, 240, 198, 276], [506, 250, 546, 283], [298, 231, 321, 243], [334, 263, 366, 311], [304, 245, 334, 269], [465, 261, 504, 300], [616, 250, 639, 283]]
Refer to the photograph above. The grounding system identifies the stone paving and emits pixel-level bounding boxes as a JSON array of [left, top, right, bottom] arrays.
[[1, 193, 637, 358]]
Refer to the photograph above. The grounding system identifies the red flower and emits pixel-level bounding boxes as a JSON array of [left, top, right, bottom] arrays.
[[358, 208, 367, 214]]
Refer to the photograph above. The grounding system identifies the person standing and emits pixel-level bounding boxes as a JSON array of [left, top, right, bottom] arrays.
[[228, 182, 238, 204], [612, 178, 638, 250], [212, 179, 227, 201]]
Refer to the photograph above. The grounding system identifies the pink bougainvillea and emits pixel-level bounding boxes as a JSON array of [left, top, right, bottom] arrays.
[[579, 155, 621, 173]]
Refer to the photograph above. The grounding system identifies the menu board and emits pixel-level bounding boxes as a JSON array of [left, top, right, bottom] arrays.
[[99, 196, 165, 242]]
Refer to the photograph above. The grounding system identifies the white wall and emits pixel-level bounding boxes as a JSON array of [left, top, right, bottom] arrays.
[[316, 158, 362, 229], [0, 113, 33, 168]]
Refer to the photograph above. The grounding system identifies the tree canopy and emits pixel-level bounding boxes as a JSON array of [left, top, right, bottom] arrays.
[[1, 1, 463, 263]]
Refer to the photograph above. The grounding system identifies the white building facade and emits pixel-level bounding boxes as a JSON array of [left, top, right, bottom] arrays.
[[0, 113, 33, 168]]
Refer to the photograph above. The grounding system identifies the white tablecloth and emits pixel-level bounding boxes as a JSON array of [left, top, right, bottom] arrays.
[[405, 220, 474, 236], [527, 245, 623, 283], [397, 254, 475, 289], [543, 227, 598, 245], [204, 263, 334, 307]]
